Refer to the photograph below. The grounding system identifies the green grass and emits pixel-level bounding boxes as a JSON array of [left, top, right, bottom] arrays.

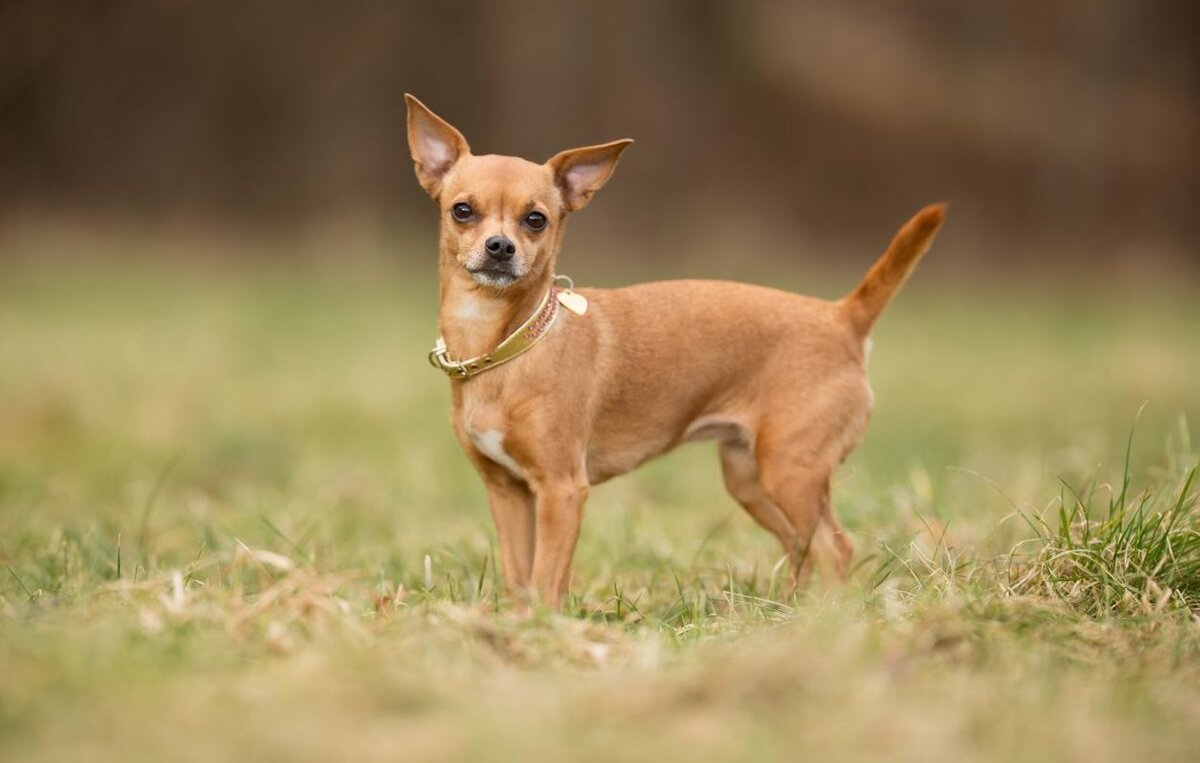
[[2, 242, 1199, 762]]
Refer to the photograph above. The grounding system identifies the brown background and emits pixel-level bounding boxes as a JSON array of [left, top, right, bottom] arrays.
[[1, 0, 1197, 269]]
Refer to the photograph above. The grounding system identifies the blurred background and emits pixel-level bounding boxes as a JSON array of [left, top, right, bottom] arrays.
[[1, 0, 1197, 271]]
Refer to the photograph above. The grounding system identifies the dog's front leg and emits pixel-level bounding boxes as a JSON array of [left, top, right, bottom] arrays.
[[478, 469, 536, 598], [528, 474, 589, 610]]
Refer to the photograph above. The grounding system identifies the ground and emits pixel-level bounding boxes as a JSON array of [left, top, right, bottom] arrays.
[[1, 237, 1198, 762]]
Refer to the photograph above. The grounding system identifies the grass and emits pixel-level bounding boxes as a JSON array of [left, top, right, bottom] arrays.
[[1005, 451, 1200, 617], [2, 238, 1200, 762]]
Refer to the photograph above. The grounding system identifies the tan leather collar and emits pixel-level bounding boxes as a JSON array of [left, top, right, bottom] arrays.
[[428, 275, 588, 379]]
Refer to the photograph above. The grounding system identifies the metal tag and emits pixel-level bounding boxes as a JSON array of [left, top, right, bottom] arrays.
[[557, 289, 588, 316]]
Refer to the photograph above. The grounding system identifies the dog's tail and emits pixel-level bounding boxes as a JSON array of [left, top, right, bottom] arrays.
[[838, 203, 947, 336]]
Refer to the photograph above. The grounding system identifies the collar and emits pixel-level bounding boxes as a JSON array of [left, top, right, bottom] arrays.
[[428, 275, 588, 379]]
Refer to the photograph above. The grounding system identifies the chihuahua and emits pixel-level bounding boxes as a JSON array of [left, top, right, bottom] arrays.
[[405, 94, 945, 610]]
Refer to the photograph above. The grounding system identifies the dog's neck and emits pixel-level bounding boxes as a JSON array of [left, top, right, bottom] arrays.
[[437, 260, 556, 361]]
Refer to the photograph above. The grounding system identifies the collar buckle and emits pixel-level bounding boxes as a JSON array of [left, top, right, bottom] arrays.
[[428, 338, 468, 376]]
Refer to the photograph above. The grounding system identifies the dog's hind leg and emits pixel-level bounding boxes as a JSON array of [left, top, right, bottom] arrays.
[[719, 439, 803, 581], [754, 434, 854, 586], [768, 471, 851, 586]]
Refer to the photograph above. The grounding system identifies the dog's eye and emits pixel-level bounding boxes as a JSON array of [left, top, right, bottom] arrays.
[[524, 211, 547, 231], [451, 202, 473, 222]]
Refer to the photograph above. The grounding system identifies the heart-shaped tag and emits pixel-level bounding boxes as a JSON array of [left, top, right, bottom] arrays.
[[557, 289, 589, 316]]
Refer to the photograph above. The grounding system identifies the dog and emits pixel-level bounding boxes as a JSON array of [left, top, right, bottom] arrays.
[[405, 94, 945, 610]]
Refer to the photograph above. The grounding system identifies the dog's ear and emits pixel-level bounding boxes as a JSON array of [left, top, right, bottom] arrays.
[[405, 94, 470, 197], [546, 139, 633, 212]]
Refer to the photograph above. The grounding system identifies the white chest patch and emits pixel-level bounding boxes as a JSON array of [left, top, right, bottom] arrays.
[[468, 428, 526, 480], [862, 337, 873, 364]]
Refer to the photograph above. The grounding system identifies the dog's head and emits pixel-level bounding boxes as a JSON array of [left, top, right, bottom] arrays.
[[405, 94, 631, 290]]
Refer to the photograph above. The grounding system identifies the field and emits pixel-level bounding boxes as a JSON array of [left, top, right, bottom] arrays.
[[2, 236, 1199, 762]]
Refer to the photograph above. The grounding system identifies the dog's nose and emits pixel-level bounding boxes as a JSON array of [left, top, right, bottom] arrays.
[[484, 235, 516, 261]]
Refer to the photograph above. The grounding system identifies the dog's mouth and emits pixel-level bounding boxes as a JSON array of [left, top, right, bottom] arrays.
[[467, 264, 521, 287]]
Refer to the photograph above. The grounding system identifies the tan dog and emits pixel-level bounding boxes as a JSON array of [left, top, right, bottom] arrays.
[[405, 94, 945, 610]]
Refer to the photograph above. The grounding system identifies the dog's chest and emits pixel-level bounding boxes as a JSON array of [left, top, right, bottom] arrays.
[[457, 396, 527, 480], [467, 426, 526, 480]]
